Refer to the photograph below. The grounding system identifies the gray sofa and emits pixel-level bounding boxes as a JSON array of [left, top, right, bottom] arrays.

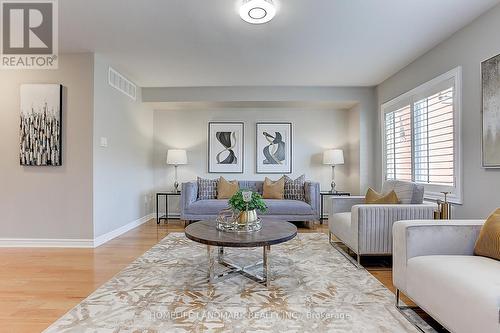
[[180, 180, 320, 222]]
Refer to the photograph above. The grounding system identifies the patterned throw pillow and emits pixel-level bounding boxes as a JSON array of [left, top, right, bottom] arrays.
[[198, 177, 218, 200], [284, 175, 306, 201]]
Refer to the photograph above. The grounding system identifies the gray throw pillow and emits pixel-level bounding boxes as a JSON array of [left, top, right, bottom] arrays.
[[198, 177, 218, 200], [284, 174, 306, 201]]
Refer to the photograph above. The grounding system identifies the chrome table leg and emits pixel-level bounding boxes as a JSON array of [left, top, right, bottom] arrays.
[[207, 245, 214, 281]]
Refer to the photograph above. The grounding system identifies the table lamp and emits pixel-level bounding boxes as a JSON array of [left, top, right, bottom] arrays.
[[167, 149, 187, 192], [323, 149, 344, 193]]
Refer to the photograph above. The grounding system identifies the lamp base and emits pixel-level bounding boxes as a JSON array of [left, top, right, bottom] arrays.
[[330, 180, 337, 194]]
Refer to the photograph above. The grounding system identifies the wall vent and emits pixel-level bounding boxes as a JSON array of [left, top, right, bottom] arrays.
[[108, 67, 137, 101]]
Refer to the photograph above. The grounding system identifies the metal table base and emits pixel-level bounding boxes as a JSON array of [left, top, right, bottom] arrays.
[[207, 245, 271, 287]]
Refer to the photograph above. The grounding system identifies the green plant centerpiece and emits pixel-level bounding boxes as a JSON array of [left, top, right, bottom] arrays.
[[228, 190, 267, 224]]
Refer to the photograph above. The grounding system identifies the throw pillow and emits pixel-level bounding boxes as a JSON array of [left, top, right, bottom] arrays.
[[263, 177, 285, 199], [381, 180, 424, 204], [217, 177, 239, 199], [365, 188, 400, 204], [474, 208, 500, 261], [197, 177, 218, 200], [284, 174, 306, 201]]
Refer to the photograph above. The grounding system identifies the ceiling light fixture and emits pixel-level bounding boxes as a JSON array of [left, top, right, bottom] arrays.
[[239, 0, 276, 24]]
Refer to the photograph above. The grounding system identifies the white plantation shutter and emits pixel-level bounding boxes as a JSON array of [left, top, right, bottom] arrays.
[[413, 85, 455, 187], [385, 104, 412, 182], [382, 67, 462, 203]]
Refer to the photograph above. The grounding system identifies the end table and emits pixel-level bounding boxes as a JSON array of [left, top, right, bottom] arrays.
[[320, 191, 351, 223], [156, 192, 181, 224]]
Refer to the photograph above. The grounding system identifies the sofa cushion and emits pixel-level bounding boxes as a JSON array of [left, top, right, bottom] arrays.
[[263, 177, 285, 199], [264, 199, 313, 215], [406, 255, 500, 333], [186, 199, 230, 215], [284, 175, 306, 201], [217, 177, 239, 199], [365, 188, 399, 204], [382, 180, 424, 204], [474, 208, 500, 261], [198, 177, 218, 200], [186, 199, 313, 216], [238, 181, 263, 194]]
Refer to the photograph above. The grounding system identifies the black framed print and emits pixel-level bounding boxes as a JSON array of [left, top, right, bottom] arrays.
[[256, 122, 292, 174], [208, 122, 244, 173]]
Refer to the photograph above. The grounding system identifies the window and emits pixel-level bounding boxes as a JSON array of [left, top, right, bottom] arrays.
[[382, 67, 462, 204]]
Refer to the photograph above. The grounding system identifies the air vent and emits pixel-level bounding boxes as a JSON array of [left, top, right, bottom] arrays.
[[108, 67, 137, 100]]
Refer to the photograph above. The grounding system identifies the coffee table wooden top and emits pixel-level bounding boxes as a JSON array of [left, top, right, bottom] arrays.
[[185, 220, 297, 247]]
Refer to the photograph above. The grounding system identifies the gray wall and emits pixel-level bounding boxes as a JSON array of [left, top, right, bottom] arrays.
[[376, 4, 500, 218], [144, 86, 377, 196], [153, 107, 360, 216], [0, 53, 94, 239], [93, 55, 155, 237]]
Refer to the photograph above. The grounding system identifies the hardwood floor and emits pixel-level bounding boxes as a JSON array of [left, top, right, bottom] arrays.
[[0, 219, 416, 332]]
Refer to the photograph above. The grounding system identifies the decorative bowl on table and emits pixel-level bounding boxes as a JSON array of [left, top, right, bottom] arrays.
[[216, 190, 267, 233]]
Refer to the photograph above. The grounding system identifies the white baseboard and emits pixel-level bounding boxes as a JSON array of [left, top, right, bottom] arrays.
[[0, 238, 94, 248], [93, 213, 155, 247], [0, 213, 155, 248]]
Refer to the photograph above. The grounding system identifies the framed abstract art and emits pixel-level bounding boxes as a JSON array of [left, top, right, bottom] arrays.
[[208, 122, 244, 173], [20, 84, 63, 166], [481, 54, 500, 168], [256, 122, 292, 174]]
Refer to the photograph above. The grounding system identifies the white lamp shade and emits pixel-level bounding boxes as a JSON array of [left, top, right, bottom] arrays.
[[323, 149, 344, 165], [166, 149, 187, 165]]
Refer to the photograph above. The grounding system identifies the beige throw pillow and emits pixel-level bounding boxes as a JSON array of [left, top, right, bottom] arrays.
[[474, 208, 500, 261], [365, 188, 400, 204], [263, 177, 285, 199], [217, 177, 239, 199]]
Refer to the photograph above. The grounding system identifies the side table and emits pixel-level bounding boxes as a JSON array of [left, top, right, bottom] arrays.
[[156, 192, 181, 224], [320, 191, 351, 223]]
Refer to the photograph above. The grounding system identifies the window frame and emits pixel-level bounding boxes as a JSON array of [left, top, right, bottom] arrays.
[[381, 67, 463, 204]]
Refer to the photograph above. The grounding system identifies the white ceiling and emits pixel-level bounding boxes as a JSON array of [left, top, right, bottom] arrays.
[[60, 0, 499, 87]]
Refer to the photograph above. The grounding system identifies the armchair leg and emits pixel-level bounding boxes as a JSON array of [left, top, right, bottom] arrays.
[[357, 254, 361, 266], [328, 232, 362, 269], [394, 289, 428, 333]]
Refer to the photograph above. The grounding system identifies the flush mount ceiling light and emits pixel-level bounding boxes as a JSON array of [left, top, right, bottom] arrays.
[[239, 0, 276, 24]]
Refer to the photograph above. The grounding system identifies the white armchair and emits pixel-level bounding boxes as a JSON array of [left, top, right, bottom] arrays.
[[393, 220, 499, 333], [328, 180, 436, 265]]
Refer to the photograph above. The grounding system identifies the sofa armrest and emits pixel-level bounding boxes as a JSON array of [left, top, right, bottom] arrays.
[[392, 219, 485, 292], [351, 204, 436, 255], [304, 181, 320, 220], [331, 196, 365, 213], [180, 182, 198, 212]]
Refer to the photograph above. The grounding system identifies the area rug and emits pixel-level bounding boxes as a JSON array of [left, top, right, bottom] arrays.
[[44, 233, 421, 332]]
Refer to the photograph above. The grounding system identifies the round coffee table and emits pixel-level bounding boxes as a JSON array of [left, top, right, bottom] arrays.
[[185, 220, 297, 287]]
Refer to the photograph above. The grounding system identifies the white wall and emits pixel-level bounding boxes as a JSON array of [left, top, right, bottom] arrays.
[[0, 53, 94, 240], [376, 4, 500, 218], [93, 55, 155, 237], [153, 106, 361, 216]]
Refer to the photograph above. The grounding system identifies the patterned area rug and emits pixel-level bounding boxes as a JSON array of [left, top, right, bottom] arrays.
[[44, 233, 419, 332]]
